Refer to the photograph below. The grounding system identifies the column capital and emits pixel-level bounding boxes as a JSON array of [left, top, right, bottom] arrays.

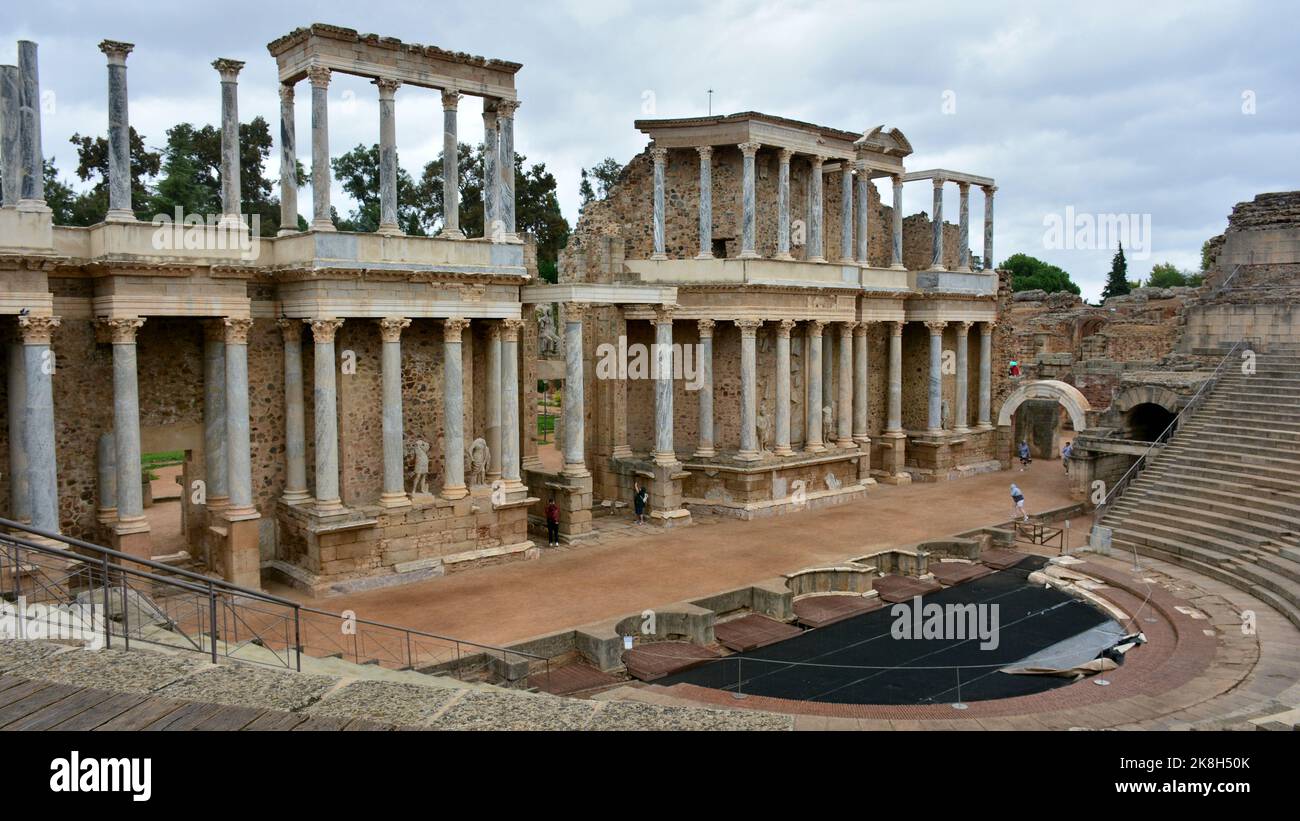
[[888, 320, 904, 337], [223, 317, 254, 345], [377, 316, 411, 342], [696, 318, 716, 338], [649, 144, 668, 164], [306, 317, 344, 343], [306, 63, 331, 88], [276, 317, 302, 343], [495, 98, 520, 119], [212, 58, 244, 82], [853, 321, 869, 337], [778, 148, 794, 163], [278, 83, 295, 104], [696, 145, 713, 160], [735, 318, 763, 335], [443, 317, 471, 342], [776, 318, 796, 338], [810, 154, 827, 168], [738, 141, 761, 157], [373, 77, 401, 98], [560, 302, 588, 322], [96, 316, 144, 345], [652, 305, 675, 325], [932, 176, 946, 190], [500, 317, 524, 342], [924, 320, 947, 334], [203, 319, 228, 343], [807, 319, 826, 337], [441, 88, 462, 109], [17, 315, 60, 345], [981, 320, 996, 335], [981, 184, 997, 196], [892, 172, 903, 186], [839, 320, 856, 339], [98, 40, 134, 65], [957, 180, 970, 194], [487, 319, 503, 342], [957, 319, 975, 332]]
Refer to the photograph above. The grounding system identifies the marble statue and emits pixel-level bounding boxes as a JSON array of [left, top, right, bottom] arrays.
[[537, 303, 561, 358], [822, 404, 833, 437], [756, 403, 771, 454], [411, 438, 430, 495], [468, 437, 489, 487]]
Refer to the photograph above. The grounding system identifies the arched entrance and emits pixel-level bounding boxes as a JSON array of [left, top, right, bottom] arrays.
[[1112, 385, 1182, 442], [995, 380, 1092, 468]]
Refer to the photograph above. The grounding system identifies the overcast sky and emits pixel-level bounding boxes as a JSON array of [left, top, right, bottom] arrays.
[[5, 0, 1297, 300]]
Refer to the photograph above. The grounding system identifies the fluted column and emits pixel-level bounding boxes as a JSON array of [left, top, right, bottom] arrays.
[[16, 41, 44, 209], [957, 182, 971, 272], [807, 156, 826, 262], [982, 185, 996, 271], [890, 175, 905, 269], [482, 107, 499, 239], [276, 319, 309, 503], [375, 78, 401, 235], [855, 166, 870, 264], [500, 318, 524, 489], [805, 320, 826, 452], [277, 84, 298, 235], [611, 310, 632, 459], [440, 89, 464, 239], [103, 317, 146, 534], [953, 320, 973, 433], [18, 316, 59, 532], [650, 144, 667, 259], [307, 64, 334, 232], [693, 319, 715, 457], [737, 318, 762, 460], [775, 149, 793, 260], [99, 40, 135, 221], [307, 318, 344, 512], [925, 320, 946, 432], [497, 99, 519, 242], [774, 320, 794, 456], [652, 307, 676, 465], [485, 321, 502, 480], [562, 303, 588, 477], [223, 318, 255, 518], [836, 322, 855, 447], [886, 321, 903, 433], [840, 163, 854, 262], [853, 322, 869, 445], [7, 341, 29, 522], [213, 59, 244, 223], [378, 317, 411, 507], [695, 146, 713, 259], [978, 321, 994, 428], [930, 177, 946, 271], [441, 318, 470, 499], [738, 142, 760, 259], [0, 65, 21, 207], [202, 322, 230, 513]]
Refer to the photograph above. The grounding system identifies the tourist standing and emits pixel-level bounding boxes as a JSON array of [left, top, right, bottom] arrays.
[[1018, 440, 1031, 471], [1062, 441, 1073, 473], [545, 496, 560, 547], [633, 482, 649, 525]]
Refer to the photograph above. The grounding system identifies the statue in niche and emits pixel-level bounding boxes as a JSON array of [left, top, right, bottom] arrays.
[[825, 472, 842, 491], [823, 404, 834, 436], [411, 438, 431, 495], [756, 403, 771, 454], [468, 438, 490, 487], [537, 303, 561, 358], [942, 398, 952, 430]]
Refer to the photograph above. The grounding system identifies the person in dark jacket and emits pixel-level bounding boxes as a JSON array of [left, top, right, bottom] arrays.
[[1018, 440, 1031, 471], [633, 482, 648, 525], [545, 496, 560, 547]]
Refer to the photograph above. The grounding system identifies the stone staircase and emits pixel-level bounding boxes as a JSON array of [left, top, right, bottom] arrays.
[[1100, 345, 1300, 630]]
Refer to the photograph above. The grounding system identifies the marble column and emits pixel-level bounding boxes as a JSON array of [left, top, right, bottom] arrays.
[[982, 185, 996, 270], [485, 321, 502, 480], [99, 40, 135, 221], [978, 321, 994, 428], [695, 146, 713, 259], [886, 321, 904, 433], [1, 65, 21, 207], [17, 41, 44, 208], [890, 175, 905, 270], [213, 59, 244, 223], [440, 89, 464, 239], [822, 327, 834, 417], [612, 311, 632, 459], [307, 318, 344, 512], [500, 318, 524, 489], [97, 432, 116, 524], [957, 182, 971, 272], [836, 322, 855, 447], [18, 316, 59, 532], [775, 149, 793, 260], [738, 142, 760, 259], [840, 163, 854, 262], [223, 318, 255, 518], [276, 319, 309, 503], [930, 177, 946, 271], [202, 322, 230, 512], [497, 99, 519, 242], [103, 317, 147, 534], [652, 307, 676, 465], [7, 341, 29, 522], [375, 78, 401, 235], [954, 321, 972, 432], [853, 322, 869, 445], [807, 156, 826, 262], [307, 64, 334, 232], [441, 318, 470, 499], [378, 317, 411, 507], [805, 321, 826, 452], [650, 145, 667, 259], [855, 166, 870, 264], [562, 304, 588, 477], [693, 319, 716, 457], [925, 320, 946, 432], [482, 107, 499, 239], [737, 319, 762, 460], [774, 320, 795, 456], [277, 84, 298, 236]]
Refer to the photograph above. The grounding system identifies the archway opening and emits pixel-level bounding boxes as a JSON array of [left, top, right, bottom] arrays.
[[1125, 402, 1176, 442]]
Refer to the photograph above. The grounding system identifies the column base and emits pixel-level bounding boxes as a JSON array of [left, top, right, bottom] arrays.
[[804, 442, 827, 454], [953, 426, 971, 435], [890, 262, 906, 270], [853, 434, 871, 445], [736, 449, 761, 462], [955, 265, 973, 273], [113, 515, 150, 537], [224, 505, 259, 522], [611, 445, 633, 459], [313, 498, 346, 516], [378, 491, 411, 509], [835, 439, 857, 449], [773, 252, 793, 261], [562, 463, 591, 480], [17, 199, 51, 214], [96, 508, 117, 526], [280, 489, 312, 505], [975, 422, 994, 431], [737, 250, 760, 260], [377, 223, 403, 236], [652, 451, 679, 467], [309, 218, 337, 232], [928, 265, 948, 272], [104, 209, 137, 223], [441, 485, 469, 501], [439, 228, 466, 240], [694, 252, 715, 260], [808, 256, 827, 264], [277, 227, 300, 237], [649, 253, 668, 261], [773, 445, 794, 456], [692, 446, 716, 458]]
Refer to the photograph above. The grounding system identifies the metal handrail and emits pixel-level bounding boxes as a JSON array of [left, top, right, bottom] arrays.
[[1208, 263, 1243, 297]]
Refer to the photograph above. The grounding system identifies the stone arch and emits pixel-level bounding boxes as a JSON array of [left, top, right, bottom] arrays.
[[1111, 384, 1182, 416], [997, 379, 1092, 432]]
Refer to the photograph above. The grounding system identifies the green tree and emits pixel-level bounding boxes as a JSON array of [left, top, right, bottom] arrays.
[[68, 127, 161, 223], [1001, 253, 1081, 294], [1101, 243, 1131, 301], [1146, 262, 1189, 288], [579, 157, 622, 209], [331, 143, 425, 235]]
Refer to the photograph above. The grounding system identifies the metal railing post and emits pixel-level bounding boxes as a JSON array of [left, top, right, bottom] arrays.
[[294, 607, 302, 672], [121, 566, 130, 651], [101, 554, 112, 650], [208, 580, 219, 664]]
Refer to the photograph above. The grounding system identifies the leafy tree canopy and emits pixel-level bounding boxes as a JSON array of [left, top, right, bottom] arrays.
[[1002, 253, 1081, 295]]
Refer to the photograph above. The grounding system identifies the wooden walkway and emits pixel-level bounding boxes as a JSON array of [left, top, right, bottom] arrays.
[[0, 675, 394, 731]]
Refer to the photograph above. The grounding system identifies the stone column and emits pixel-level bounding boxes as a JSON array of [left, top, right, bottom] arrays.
[[650, 144, 667, 259], [890, 175, 905, 270], [213, 59, 244, 223], [737, 319, 762, 460], [307, 318, 344, 513], [223, 318, 255, 518], [441, 318, 471, 499], [853, 322, 869, 445], [775, 149, 793, 260], [774, 320, 795, 456], [97, 432, 116, 525], [277, 84, 298, 235], [482, 106, 499, 239], [0, 65, 21, 207], [954, 321, 973, 433], [652, 307, 676, 464], [886, 321, 903, 433], [378, 317, 411, 507], [103, 317, 147, 538], [561, 303, 588, 477], [695, 146, 713, 259], [202, 322, 230, 513], [307, 64, 334, 232], [693, 319, 715, 457], [805, 320, 826, 452], [739, 142, 761, 259], [375, 78, 401, 235], [925, 320, 946, 432], [18, 316, 59, 532], [836, 322, 855, 447], [500, 318, 525, 489], [497, 99, 519, 242], [276, 319, 309, 503], [440, 89, 464, 239], [807, 156, 826, 262], [611, 311, 632, 459], [978, 321, 994, 428], [99, 41, 135, 221], [7, 341, 29, 522], [17, 41, 44, 209], [957, 182, 971, 272], [485, 321, 502, 480], [855, 166, 870, 264], [982, 185, 996, 270], [840, 163, 854, 262], [930, 177, 946, 271], [822, 327, 835, 416]]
